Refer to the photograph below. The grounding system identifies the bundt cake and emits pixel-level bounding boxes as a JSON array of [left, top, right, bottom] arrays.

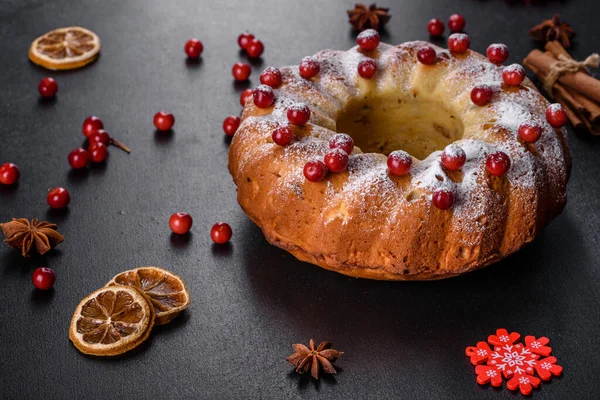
[[228, 31, 571, 280]]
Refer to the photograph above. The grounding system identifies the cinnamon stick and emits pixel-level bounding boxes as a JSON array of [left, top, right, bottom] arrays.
[[523, 49, 600, 104], [554, 85, 586, 129]]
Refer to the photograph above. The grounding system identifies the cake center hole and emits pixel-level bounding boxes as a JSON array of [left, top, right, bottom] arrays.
[[335, 95, 464, 160]]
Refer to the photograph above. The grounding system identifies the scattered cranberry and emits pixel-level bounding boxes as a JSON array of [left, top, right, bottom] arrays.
[[82, 116, 104, 138], [260, 67, 282, 88], [427, 18, 445, 37], [448, 33, 470, 54], [246, 39, 264, 58], [47, 187, 70, 209], [38, 77, 58, 98], [417, 46, 437, 65], [32, 267, 55, 290], [387, 150, 412, 176], [272, 126, 294, 146], [240, 89, 253, 106], [357, 59, 377, 79], [0, 163, 20, 185], [232, 62, 251, 81], [223, 116, 241, 136], [432, 189, 454, 210], [237, 32, 254, 50], [448, 14, 466, 33], [546, 104, 568, 128], [486, 151, 511, 176], [89, 129, 111, 146], [211, 222, 232, 244], [184, 39, 203, 58], [518, 123, 542, 143], [299, 56, 320, 79], [441, 145, 466, 171], [169, 212, 193, 235], [487, 44, 509, 65], [68, 148, 90, 169], [303, 160, 328, 182], [287, 103, 311, 126], [329, 133, 354, 154], [89, 142, 108, 163], [356, 29, 380, 51], [253, 85, 275, 108], [471, 85, 494, 106], [154, 111, 175, 131], [502, 64, 525, 87], [324, 148, 349, 173]]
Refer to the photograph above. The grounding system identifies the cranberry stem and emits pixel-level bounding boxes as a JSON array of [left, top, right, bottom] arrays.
[[110, 138, 131, 153]]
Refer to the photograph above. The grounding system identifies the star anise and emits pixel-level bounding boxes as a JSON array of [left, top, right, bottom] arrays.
[[529, 14, 575, 48], [347, 3, 391, 32], [0, 218, 64, 257], [286, 339, 343, 379]]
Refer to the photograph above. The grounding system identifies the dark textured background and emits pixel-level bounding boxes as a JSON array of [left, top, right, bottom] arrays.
[[1, 1, 599, 399]]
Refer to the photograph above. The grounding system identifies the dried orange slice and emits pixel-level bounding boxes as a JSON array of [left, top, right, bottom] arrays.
[[106, 266, 191, 325], [29, 26, 100, 70], [69, 285, 154, 356]]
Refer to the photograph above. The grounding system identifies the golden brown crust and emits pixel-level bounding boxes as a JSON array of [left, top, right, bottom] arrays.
[[229, 41, 570, 280]]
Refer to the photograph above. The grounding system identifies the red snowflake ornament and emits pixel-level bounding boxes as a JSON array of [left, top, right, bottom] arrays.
[[465, 328, 563, 396]]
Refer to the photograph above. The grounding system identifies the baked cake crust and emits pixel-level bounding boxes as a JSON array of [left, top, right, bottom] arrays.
[[228, 41, 571, 280]]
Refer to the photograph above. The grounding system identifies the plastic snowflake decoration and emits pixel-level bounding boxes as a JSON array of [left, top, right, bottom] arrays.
[[465, 328, 562, 395]]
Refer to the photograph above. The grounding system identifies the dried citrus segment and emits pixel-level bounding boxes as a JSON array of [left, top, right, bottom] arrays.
[[29, 27, 100, 70], [69, 285, 154, 356], [106, 266, 191, 325]]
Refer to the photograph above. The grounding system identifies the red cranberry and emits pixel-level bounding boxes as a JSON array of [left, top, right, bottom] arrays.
[[237, 32, 255, 50], [253, 85, 275, 108], [427, 18, 445, 37], [47, 187, 70, 209], [154, 112, 175, 131], [68, 148, 90, 169], [0, 163, 20, 185], [486, 151, 511, 176], [272, 126, 294, 146], [287, 103, 311, 126], [88, 129, 111, 146], [387, 150, 412, 176], [303, 160, 328, 182], [184, 38, 203, 58], [329, 133, 354, 154], [246, 39, 264, 58], [448, 33, 470, 54], [518, 123, 542, 143], [89, 142, 108, 163], [211, 222, 232, 244], [32, 267, 55, 290], [502, 64, 525, 86], [299, 56, 320, 79], [82, 116, 104, 138], [432, 189, 454, 210], [546, 104, 568, 128], [448, 14, 466, 33], [324, 148, 349, 173], [417, 46, 437, 65], [232, 62, 252, 81], [38, 77, 58, 98], [441, 145, 466, 171], [357, 59, 377, 79], [487, 44, 509, 65], [223, 116, 241, 136], [240, 88, 253, 106], [356, 29, 380, 51], [260, 67, 283, 87], [471, 85, 494, 106], [169, 212, 193, 235]]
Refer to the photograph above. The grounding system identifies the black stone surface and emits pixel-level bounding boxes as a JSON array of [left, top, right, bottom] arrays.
[[1, 1, 599, 399]]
